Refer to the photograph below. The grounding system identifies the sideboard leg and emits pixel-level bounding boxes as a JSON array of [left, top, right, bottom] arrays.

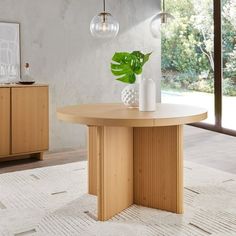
[[97, 126, 134, 221], [38, 152, 44, 161], [88, 126, 98, 196], [32, 152, 44, 161], [133, 125, 184, 214]]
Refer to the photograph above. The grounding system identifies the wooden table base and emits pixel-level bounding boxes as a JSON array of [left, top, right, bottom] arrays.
[[58, 103, 206, 221], [88, 125, 183, 221], [134, 126, 183, 214]]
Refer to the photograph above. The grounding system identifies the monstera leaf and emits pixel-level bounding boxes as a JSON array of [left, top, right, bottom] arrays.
[[131, 51, 152, 67], [111, 51, 152, 84]]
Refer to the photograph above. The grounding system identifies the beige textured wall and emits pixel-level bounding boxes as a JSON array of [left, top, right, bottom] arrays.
[[0, 0, 161, 151]]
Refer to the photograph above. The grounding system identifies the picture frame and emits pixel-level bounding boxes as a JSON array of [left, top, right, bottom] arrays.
[[0, 22, 20, 83]]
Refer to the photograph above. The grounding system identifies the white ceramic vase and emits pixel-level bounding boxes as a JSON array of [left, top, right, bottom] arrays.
[[121, 83, 139, 108], [139, 78, 156, 112], [121, 75, 142, 108]]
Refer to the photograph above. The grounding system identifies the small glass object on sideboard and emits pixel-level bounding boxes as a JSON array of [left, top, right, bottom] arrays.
[[18, 63, 35, 85]]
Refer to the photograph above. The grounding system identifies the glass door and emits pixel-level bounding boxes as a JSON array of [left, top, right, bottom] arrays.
[[161, 0, 215, 124], [222, 0, 236, 131]]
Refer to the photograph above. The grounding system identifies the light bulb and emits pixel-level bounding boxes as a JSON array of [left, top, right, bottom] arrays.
[[102, 22, 108, 31]]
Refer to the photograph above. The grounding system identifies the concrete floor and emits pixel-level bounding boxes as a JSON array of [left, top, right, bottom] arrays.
[[184, 126, 236, 174]]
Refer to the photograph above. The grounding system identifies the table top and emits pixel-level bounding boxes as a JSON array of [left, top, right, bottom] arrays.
[[57, 103, 207, 127]]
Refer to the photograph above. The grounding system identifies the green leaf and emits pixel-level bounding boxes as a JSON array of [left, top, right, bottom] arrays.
[[111, 63, 133, 76], [112, 69, 132, 76], [135, 67, 143, 75], [111, 63, 121, 70], [116, 74, 136, 84], [112, 52, 131, 63], [111, 51, 152, 84], [131, 51, 144, 65], [131, 51, 145, 59], [143, 52, 152, 65]]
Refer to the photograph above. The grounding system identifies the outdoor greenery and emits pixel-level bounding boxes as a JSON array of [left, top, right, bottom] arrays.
[[162, 0, 236, 96], [111, 51, 152, 84]]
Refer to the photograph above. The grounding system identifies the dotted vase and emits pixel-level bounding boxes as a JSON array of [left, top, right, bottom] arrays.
[[121, 83, 139, 108]]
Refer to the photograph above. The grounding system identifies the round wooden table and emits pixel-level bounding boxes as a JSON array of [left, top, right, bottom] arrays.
[[57, 103, 207, 221]]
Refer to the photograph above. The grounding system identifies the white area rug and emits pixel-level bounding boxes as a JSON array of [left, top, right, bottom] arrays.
[[0, 161, 236, 236]]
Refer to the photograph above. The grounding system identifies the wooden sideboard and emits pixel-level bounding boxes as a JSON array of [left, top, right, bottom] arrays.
[[0, 84, 49, 161]]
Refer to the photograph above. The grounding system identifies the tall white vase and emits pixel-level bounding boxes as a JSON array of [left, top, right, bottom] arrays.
[[139, 78, 156, 112]]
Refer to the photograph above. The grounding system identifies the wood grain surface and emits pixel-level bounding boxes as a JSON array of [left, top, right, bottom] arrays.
[[0, 88, 10, 157], [57, 103, 207, 127]]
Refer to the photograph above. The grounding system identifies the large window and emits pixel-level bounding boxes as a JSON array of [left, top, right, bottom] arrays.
[[161, 0, 236, 136], [222, 0, 236, 131]]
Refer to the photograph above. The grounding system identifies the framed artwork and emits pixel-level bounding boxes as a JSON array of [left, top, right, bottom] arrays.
[[0, 22, 20, 83]]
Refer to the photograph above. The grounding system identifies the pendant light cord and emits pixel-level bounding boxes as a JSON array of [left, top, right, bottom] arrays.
[[103, 0, 106, 12], [102, 0, 106, 23], [162, 0, 165, 12]]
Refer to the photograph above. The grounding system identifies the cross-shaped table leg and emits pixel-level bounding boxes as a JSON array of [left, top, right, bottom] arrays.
[[88, 125, 183, 221]]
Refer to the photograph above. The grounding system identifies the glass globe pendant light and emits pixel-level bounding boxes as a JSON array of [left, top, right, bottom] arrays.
[[150, 0, 174, 38], [90, 0, 119, 38]]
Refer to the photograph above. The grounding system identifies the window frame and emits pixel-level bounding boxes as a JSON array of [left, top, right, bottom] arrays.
[[190, 0, 236, 137]]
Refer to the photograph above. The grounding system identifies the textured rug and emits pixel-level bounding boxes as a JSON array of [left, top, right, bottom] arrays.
[[0, 161, 236, 236]]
